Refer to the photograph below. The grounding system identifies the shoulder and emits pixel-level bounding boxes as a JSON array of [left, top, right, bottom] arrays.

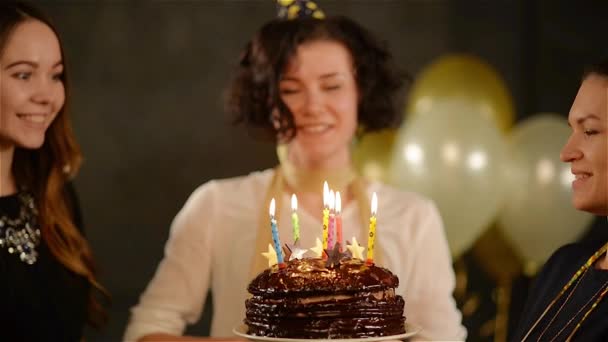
[[513, 241, 605, 340], [531, 241, 604, 301], [210, 169, 274, 192], [547, 241, 605, 267], [169, 169, 274, 231], [186, 169, 274, 206], [540, 241, 605, 276]]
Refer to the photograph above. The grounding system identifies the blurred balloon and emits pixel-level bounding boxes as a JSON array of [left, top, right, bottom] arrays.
[[353, 129, 397, 184], [498, 114, 593, 267], [407, 54, 515, 133], [391, 100, 508, 258]]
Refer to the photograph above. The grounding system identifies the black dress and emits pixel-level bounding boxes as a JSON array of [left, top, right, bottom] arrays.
[[512, 241, 608, 341], [0, 186, 90, 342]]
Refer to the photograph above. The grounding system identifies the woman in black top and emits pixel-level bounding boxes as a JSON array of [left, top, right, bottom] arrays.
[[0, 2, 106, 340], [513, 59, 608, 341]]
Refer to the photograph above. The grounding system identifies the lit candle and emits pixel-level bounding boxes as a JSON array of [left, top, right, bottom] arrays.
[[327, 190, 336, 250], [366, 192, 378, 265], [291, 194, 300, 243], [269, 198, 285, 266], [335, 191, 343, 252], [322, 181, 330, 250]]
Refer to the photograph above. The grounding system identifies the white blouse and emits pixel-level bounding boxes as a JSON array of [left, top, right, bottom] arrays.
[[124, 169, 466, 341]]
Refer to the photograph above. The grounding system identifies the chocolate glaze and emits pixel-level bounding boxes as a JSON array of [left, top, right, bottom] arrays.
[[248, 258, 399, 297], [245, 257, 406, 338]]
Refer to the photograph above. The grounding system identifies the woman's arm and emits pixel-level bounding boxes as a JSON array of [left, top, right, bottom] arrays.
[[124, 182, 217, 341], [400, 199, 467, 341]]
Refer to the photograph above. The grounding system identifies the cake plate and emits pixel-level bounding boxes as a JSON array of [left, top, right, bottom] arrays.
[[232, 322, 420, 342]]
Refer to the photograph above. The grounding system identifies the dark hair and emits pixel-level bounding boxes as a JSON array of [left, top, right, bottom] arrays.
[[583, 58, 608, 79], [226, 16, 407, 142], [0, 1, 107, 328]]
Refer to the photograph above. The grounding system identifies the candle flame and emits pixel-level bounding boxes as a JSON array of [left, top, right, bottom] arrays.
[[269, 198, 276, 217], [323, 181, 329, 207], [335, 191, 342, 213], [291, 194, 298, 211], [371, 192, 378, 216], [329, 190, 335, 210]]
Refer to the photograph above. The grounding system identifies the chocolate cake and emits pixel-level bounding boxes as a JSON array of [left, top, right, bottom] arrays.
[[245, 257, 406, 339]]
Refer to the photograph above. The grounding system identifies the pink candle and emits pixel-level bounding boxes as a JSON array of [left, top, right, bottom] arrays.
[[327, 190, 336, 250], [335, 191, 343, 252], [322, 181, 330, 251]]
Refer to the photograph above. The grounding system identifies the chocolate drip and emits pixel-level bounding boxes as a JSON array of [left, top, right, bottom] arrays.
[[248, 258, 399, 296]]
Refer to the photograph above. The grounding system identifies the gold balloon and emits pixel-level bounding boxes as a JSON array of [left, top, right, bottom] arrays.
[[352, 129, 397, 184], [407, 54, 515, 133], [391, 101, 508, 258]]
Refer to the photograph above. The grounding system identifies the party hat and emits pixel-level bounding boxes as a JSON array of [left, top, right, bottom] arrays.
[[276, 0, 325, 20]]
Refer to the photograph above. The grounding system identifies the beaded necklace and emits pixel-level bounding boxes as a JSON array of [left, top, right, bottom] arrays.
[[0, 191, 41, 265], [521, 242, 608, 342]]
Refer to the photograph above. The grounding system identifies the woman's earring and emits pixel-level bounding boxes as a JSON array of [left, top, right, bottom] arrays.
[[62, 164, 71, 175]]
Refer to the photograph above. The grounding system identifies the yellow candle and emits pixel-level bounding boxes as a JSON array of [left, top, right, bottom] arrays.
[[322, 181, 330, 250], [291, 194, 300, 242], [366, 192, 378, 265]]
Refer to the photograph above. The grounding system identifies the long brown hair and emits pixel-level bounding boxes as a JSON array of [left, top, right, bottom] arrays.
[[0, 1, 107, 327]]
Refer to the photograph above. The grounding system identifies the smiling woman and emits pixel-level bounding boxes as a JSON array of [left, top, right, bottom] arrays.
[[125, 4, 466, 342], [0, 2, 106, 341], [0, 20, 65, 150], [276, 40, 359, 169], [560, 72, 608, 216], [513, 59, 608, 342]]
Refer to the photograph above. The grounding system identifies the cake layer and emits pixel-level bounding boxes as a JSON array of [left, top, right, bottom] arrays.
[[246, 291, 404, 318], [246, 292, 405, 338], [245, 316, 406, 339]]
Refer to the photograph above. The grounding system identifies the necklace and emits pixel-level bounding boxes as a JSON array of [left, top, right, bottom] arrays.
[[536, 267, 589, 341], [521, 242, 608, 342], [553, 276, 608, 341], [0, 191, 41, 265]]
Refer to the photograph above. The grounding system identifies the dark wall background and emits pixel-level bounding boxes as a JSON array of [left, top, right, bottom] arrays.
[[29, 1, 608, 341]]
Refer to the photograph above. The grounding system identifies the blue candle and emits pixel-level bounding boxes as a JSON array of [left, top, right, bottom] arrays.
[[269, 198, 284, 264]]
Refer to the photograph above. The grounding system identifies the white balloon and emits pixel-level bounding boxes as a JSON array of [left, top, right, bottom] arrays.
[[498, 114, 593, 266], [391, 99, 508, 258]]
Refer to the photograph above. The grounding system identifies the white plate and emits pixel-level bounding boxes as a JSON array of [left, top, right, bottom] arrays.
[[232, 322, 420, 342]]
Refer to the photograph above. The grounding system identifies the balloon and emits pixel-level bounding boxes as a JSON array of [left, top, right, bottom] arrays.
[[407, 54, 515, 133], [391, 100, 508, 258], [352, 129, 397, 184], [498, 114, 593, 267]]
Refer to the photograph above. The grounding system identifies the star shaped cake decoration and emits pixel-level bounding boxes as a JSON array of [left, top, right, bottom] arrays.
[[346, 237, 365, 261], [262, 243, 278, 267]]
